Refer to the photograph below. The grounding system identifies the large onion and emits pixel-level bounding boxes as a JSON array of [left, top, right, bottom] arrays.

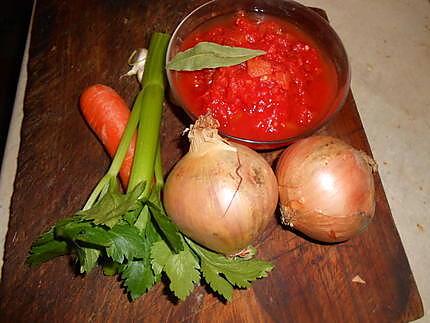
[[163, 115, 278, 255], [276, 135, 377, 243]]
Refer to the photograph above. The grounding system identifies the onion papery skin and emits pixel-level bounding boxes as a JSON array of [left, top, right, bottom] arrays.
[[276, 135, 376, 243], [163, 120, 278, 255]]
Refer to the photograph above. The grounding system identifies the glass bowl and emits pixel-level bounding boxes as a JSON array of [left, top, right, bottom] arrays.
[[166, 0, 350, 150]]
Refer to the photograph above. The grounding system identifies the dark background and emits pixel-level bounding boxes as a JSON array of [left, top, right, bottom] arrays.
[[0, 1, 33, 168]]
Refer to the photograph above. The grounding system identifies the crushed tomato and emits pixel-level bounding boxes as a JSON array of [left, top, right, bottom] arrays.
[[174, 11, 338, 142]]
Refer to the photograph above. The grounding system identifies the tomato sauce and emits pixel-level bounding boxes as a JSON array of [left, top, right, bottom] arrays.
[[173, 11, 338, 142]]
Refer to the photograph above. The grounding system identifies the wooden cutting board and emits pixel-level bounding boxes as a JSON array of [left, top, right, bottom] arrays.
[[0, 1, 423, 322]]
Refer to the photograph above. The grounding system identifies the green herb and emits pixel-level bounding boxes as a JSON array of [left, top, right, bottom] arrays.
[[27, 32, 273, 303], [167, 41, 266, 71], [76, 247, 100, 274], [77, 180, 145, 228], [151, 240, 200, 300], [186, 238, 273, 302], [26, 229, 70, 267], [122, 260, 155, 300], [27, 32, 175, 298]]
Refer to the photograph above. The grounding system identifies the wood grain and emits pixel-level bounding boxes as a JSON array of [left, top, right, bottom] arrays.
[[0, 1, 423, 322]]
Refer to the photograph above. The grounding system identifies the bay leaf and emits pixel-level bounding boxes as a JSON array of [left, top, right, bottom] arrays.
[[167, 41, 266, 71]]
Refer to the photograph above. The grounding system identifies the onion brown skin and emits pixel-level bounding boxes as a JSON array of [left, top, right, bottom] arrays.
[[276, 135, 376, 243], [164, 142, 278, 256]]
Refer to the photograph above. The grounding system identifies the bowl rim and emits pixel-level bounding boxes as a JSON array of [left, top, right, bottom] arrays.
[[165, 0, 351, 147]]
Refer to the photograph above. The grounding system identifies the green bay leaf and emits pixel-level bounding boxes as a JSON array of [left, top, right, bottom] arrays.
[[167, 42, 266, 71]]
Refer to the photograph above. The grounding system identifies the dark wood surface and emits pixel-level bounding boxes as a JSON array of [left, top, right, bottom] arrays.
[[0, 1, 423, 322]]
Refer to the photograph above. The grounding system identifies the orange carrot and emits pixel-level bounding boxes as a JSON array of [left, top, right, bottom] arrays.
[[80, 84, 135, 187]]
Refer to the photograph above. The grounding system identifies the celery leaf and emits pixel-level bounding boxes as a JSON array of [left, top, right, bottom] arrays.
[[76, 247, 100, 273], [77, 181, 144, 228], [201, 260, 233, 301], [151, 240, 200, 300], [26, 229, 69, 267], [55, 220, 112, 247], [165, 248, 200, 300], [148, 202, 183, 253], [150, 240, 172, 276], [187, 239, 273, 301], [106, 224, 146, 263], [122, 260, 155, 300]]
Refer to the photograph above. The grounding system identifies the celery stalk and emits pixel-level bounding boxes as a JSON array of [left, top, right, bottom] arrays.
[[127, 32, 170, 194], [83, 91, 145, 210]]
